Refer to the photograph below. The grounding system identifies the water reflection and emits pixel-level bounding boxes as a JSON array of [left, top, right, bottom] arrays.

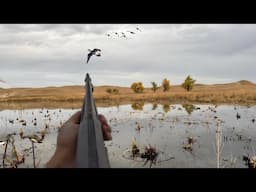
[[182, 104, 196, 115], [131, 102, 144, 111], [162, 104, 170, 113], [152, 103, 158, 110], [1, 103, 256, 168], [215, 123, 223, 168]]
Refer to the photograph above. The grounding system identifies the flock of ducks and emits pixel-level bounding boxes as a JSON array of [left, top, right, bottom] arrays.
[[105, 27, 142, 38], [87, 26, 142, 63]]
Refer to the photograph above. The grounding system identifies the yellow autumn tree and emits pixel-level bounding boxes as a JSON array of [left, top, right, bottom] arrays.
[[162, 78, 170, 92], [131, 82, 144, 93]]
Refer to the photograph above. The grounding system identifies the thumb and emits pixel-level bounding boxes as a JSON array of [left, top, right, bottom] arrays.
[[69, 111, 81, 124]]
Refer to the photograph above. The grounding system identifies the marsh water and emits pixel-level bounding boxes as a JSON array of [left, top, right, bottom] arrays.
[[0, 103, 255, 168]]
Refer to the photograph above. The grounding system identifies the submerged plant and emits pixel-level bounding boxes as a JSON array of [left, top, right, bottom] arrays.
[[131, 137, 140, 158], [141, 145, 158, 168]]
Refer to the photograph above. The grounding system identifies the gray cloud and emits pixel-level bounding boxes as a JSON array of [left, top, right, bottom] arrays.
[[179, 24, 256, 56], [0, 24, 256, 88], [0, 78, 5, 83]]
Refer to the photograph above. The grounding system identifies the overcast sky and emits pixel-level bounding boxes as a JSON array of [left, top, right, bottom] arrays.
[[0, 24, 256, 88]]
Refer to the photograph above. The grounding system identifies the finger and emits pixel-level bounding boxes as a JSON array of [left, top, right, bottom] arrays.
[[103, 123, 111, 133], [102, 124, 112, 140], [98, 114, 107, 124], [68, 111, 81, 124], [102, 124, 111, 134], [103, 131, 112, 140], [105, 133, 112, 140]]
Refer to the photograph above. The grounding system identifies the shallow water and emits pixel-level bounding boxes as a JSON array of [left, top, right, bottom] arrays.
[[0, 103, 255, 168]]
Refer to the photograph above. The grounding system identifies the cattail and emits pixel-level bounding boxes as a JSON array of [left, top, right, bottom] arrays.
[[19, 128, 24, 138]]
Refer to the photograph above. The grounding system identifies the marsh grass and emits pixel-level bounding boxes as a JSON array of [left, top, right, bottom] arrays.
[[1, 81, 256, 109]]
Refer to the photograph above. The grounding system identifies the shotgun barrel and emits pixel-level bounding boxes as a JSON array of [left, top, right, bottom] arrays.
[[76, 73, 110, 168]]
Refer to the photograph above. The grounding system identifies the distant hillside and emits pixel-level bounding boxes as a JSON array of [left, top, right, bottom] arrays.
[[236, 80, 255, 85], [1, 80, 256, 105], [211, 80, 254, 86]]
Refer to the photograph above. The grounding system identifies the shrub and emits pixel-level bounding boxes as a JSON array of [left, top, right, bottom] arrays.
[[151, 81, 159, 92], [106, 88, 112, 94], [131, 82, 144, 93], [162, 78, 170, 92], [106, 88, 119, 94], [112, 88, 119, 94]]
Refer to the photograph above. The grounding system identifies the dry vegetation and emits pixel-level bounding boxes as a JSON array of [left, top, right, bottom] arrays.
[[0, 80, 256, 109]]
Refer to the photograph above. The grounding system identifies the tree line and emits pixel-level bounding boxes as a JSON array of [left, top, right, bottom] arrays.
[[106, 75, 196, 94], [131, 75, 196, 93]]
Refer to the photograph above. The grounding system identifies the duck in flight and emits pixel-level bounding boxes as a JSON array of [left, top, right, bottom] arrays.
[[87, 48, 101, 63], [127, 31, 135, 34], [136, 27, 141, 32], [121, 32, 127, 38]]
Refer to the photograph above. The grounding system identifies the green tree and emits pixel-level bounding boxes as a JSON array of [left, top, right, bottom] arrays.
[[131, 82, 144, 93], [182, 75, 196, 92], [162, 78, 170, 92], [151, 81, 159, 92]]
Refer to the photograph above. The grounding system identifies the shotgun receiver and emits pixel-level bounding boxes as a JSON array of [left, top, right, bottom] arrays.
[[76, 73, 110, 168]]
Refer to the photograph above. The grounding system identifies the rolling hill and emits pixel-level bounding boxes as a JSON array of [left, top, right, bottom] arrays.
[[0, 80, 256, 108]]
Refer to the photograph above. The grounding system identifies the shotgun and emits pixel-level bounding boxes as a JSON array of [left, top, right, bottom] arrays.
[[76, 73, 110, 168]]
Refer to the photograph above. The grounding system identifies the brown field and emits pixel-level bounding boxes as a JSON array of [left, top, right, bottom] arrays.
[[1, 80, 256, 109]]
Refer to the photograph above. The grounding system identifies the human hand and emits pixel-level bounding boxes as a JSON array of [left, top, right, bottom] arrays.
[[46, 110, 112, 168]]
